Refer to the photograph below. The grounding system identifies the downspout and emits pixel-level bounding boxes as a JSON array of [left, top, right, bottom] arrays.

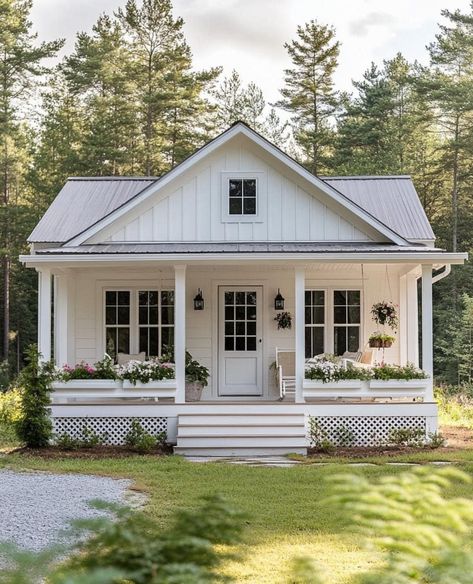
[[432, 264, 451, 284]]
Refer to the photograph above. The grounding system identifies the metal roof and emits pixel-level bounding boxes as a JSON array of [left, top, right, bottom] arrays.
[[28, 173, 434, 244], [35, 242, 442, 255], [28, 178, 156, 243], [322, 176, 435, 241]]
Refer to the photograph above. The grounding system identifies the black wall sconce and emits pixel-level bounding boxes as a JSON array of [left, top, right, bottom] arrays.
[[274, 289, 285, 310], [193, 289, 205, 310]]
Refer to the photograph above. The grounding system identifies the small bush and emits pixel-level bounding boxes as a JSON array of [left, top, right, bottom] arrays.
[[428, 431, 446, 448], [16, 345, 54, 448], [0, 388, 23, 425], [388, 427, 426, 447], [55, 432, 81, 450], [333, 424, 355, 447], [124, 419, 163, 452], [307, 417, 333, 451]]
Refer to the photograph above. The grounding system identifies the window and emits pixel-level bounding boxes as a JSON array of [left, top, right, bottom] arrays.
[[105, 289, 174, 359], [333, 290, 361, 355], [228, 178, 256, 215], [105, 291, 131, 357], [305, 290, 325, 358]]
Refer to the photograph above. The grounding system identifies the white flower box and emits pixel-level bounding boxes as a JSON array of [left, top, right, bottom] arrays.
[[122, 379, 176, 390], [369, 379, 428, 390], [303, 380, 364, 390], [52, 379, 122, 391]]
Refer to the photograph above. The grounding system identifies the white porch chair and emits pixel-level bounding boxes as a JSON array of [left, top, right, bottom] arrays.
[[275, 347, 296, 400]]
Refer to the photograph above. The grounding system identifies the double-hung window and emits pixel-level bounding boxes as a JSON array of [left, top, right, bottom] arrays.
[[305, 290, 325, 358], [304, 289, 361, 357], [105, 289, 174, 359], [333, 290, 361, 355]]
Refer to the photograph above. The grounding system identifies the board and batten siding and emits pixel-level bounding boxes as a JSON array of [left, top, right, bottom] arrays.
[[91, 140, 372, 244]]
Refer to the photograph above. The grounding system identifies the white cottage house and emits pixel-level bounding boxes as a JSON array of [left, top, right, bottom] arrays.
[[21, 122, 466, 455]]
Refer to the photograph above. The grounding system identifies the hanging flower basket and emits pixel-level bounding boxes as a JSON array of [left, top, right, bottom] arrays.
[[371, 301, 398, 331]]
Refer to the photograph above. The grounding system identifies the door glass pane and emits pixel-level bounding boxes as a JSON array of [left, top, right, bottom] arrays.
[[225, 337, 234, 351], [225, 292, 234, 305], [246, 292, 256, 305], [225, 322, 234, 335], [247, 337, 256, 351], [236, 292, 245, 305], [246, 306, 256, 320], [236, 337, 245, 350], [106, 291, 116, 305]]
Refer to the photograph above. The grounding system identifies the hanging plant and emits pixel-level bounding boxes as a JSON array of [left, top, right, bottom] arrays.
[[371, 301, 398, 331], [275, 311, 292, 330]]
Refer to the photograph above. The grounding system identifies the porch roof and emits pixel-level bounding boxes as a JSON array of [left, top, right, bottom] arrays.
[[34, 242, 443, 255]]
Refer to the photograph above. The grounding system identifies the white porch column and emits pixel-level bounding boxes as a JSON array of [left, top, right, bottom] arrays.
[[174, 265, 187, 404], [421, 264, 434, 401], [37, 268, 52, 362], [54, 271, 73, 367], [295, 266, 305, 404]]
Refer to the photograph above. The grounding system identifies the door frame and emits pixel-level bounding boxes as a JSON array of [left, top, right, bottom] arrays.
[[211, 278, 269, 400]]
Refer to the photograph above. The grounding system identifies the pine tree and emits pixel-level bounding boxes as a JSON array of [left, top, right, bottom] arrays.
[[276, 20, 340, 174], [117, 0, 219, 175], [0, 0, 63, 367]]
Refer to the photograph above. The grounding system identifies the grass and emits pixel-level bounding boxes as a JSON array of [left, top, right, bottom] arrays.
[[2, 446, 473, 582], [0, 391, 472, 582]]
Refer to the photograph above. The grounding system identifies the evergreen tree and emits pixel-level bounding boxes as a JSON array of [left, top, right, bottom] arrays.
[[117, 0, 219, 175], [276, 20, 340, 174], [0, 0, 63, 369]]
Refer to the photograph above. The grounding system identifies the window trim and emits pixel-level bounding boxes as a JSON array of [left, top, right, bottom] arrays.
[[102, 287, 174, 359], [220, 171, 265, 223], [304, 287, 363, 357]]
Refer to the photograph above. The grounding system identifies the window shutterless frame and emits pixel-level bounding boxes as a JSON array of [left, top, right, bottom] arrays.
[[220, 171, 265, 223], [103, 288, 174, 359]]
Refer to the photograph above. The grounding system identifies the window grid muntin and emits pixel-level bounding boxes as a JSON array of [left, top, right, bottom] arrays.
[[105, 291, 131, 358], [104, 289, 174, 359], [224, 290, 257, 352], [333, 289, 361, 355], [228, 178, 257, 216], [305, 290, 325, 358]]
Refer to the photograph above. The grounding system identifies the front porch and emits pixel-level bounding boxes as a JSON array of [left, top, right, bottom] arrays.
[[22, 252, 456, 452]]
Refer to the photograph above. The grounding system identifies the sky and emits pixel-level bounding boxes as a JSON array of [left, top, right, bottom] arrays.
[[30, 0, 472, 103]]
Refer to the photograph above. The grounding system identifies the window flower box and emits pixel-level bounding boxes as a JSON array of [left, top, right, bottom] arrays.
[[368, 379, 428, 391], [303, 380, 364, 390], [52, 379, 122, 391]]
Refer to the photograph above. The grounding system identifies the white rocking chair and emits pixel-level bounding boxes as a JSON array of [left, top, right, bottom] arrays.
[[275, 347, 296, 400]]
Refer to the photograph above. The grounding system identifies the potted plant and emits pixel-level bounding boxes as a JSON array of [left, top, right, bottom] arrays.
[[185, 351, 210, 401], [368, 332, 396, 349]]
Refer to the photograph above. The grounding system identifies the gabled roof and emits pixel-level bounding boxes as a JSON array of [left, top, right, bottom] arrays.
[[28, 122, 431, 246], [322, 176, 435, 242]]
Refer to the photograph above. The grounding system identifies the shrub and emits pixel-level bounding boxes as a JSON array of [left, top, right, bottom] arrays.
[[54, 424, 106, 450], [16, 345, 54, 448], [428, 431, 446, 448], [371, 362, 428, 380], [0, 388, 23, 425], [124, 419, 164, 452], [307, 417, 333, 451], [333, 424, 355, 447], [388, 427, 426, 447]]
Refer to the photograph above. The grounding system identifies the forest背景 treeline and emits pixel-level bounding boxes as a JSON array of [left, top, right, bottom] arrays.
[[1, 0, 472, 385]]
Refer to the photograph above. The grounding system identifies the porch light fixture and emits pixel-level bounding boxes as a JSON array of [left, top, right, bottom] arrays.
[[274, 289, 285, 310], [193, 289, 205, 311]]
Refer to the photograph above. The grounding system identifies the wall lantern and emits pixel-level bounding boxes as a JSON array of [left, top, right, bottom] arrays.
[[274, 289, 285, 310], [193, 289, 205, 311]]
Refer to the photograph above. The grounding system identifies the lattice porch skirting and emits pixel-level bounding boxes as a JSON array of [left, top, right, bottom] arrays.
[[311, 415, 427, 447], [53, 417, 168, 445]]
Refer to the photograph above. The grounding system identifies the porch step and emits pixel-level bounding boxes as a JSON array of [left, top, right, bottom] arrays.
[[175, 412, 307, 457]]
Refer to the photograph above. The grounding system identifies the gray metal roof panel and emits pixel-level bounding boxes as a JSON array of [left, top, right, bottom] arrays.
[[28, 178, 157, 243], [35, 242, 442, 255], [322, 176, 435, 241]]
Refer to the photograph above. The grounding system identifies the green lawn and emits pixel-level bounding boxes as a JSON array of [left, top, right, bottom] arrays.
[[2, 450, 473, 582]]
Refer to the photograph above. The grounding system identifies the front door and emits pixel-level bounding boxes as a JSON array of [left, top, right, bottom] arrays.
[[218, 286, 263, 396]]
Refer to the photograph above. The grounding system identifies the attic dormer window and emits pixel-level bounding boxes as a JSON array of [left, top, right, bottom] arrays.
[[229, 178, 257, 215]]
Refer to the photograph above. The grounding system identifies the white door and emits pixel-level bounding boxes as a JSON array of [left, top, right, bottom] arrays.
[[218, 287, 263, 396]]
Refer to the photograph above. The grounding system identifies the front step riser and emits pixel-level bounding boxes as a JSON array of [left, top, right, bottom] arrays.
[[177, 436, 306, 447], [178, 426, 305, 437], [175, 447, 307, 456], [178, 415, 304, 424]]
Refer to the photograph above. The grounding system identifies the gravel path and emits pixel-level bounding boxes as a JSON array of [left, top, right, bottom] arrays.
[[0, 470, 131, 551]]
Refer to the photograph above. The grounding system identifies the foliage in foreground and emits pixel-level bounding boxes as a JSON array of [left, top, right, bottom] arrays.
[[320, 467, 473, 584], [0, 494, 244, 583]]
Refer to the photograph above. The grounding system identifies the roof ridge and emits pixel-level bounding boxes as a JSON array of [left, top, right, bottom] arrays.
[[67, 176, 161, 181]]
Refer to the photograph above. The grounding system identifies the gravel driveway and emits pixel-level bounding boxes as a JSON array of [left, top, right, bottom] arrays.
[[0, 470, 131, 551]]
